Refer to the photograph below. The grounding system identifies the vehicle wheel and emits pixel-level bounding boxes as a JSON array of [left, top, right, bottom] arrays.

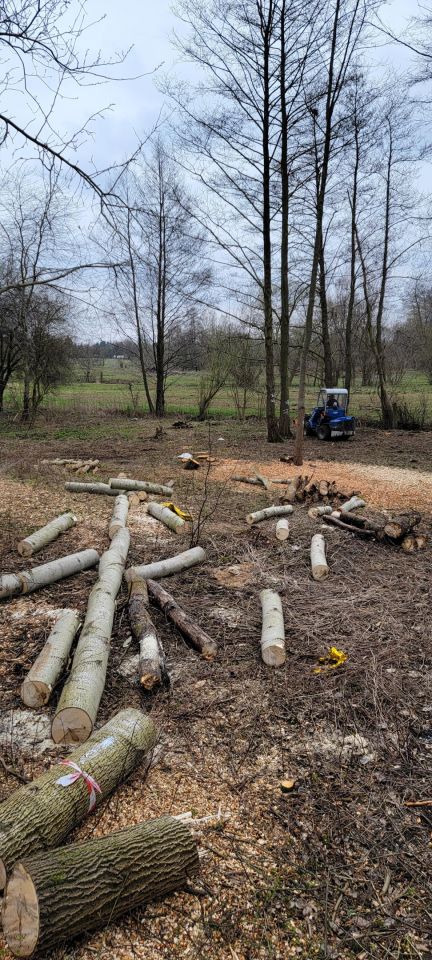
[[341, 434, 351, 441], [316, 423, 331, 441]]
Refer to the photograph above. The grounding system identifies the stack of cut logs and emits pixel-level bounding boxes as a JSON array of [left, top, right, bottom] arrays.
[[42, 458, 100, 474], [233, 471, 354, 504], [325, 509, 427, 552]]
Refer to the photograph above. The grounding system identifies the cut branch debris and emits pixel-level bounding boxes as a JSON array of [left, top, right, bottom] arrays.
[[147, 579, 217, 659]]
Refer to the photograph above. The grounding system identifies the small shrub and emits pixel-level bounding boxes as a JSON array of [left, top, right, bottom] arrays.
[[393, 394, 430, 431]]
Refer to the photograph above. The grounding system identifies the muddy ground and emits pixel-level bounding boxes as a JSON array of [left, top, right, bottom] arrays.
[[0, 418, 431, 960]]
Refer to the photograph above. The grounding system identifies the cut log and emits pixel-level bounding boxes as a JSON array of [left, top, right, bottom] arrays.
[[259, 590, 286, 666], [2, 815, 198, 958], [17, 512, 77, 558], [384, 513, 421, 540], [232, 475, 262, 486], [108, 494, 129, 539], [126, 546, 206, 583], [147, 578, 217, 659], [42, 459, 100, 468], [128, 576, 166, 688], [341, 496, 366, 513], [280, 479, 298, 502], [308, 506, 333, 519], [246, 505, 294, 526], [21, 610, 80, 708], [402, 534, 428, 553], [52, 528, 130, 744], [275, 519, 290, 541], [128, 491, 148, 507], [319, 481, 329, 498], [0, 549, 99, 602], [147, 502, 186, 535], [255, 472, 271, 490], [310, 534, 329, 580], [65, 482, 123, 496], [323, 514, 376, 538], [0, 708, 157, 890], [110, 477, 173, 495]]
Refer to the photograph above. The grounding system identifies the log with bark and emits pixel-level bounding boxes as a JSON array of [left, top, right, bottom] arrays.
[[65, 482, 123, 496], [108, 494, 129, 539], [255, 472, 271, 490], [126, 546, 206, 583], [128, 491, 148, 507], [128, 575, 167, 688], [21, 609, 80, 708], [2, 815, 198, 958], [340, 496, 366, 513], [310, 534, 330, 580], [110, 477, 173, 495], [0, 549, 99, 602], [324, 514, 376, 538], [147, 578, 217, 659], [0, 708, 157, 890], [383, 513, 421, 540], [17, 513, 77, 558], [147, 502, 186, 535], [401, 534, 428, 553], [259, 590, 286, 666], [308, 505, 333, 519], [52, 528, 130, 744], [275, 519, 290, 541], [246, 505, 294, 526], [232, 475, 263, 486]]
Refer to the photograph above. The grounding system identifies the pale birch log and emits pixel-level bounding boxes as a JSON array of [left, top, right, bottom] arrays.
[[340, 496, 366, 513], [275, 519, 290, 541], [147, 579, 217, 660], [21, 610, 80, 708], [128, 576, 166, 688], [310, 534, 329, 580], [18, 513, 77, 558], [110, 478, 173, 496], [0, 550, 99, 602], [259, 590, 286, 666], [108, 494, 129, 540], [308, 505, 333, 519], [126, 546, 206, 583], [147, 502, 186, 535], [0, 708, 157, 890], [65, 482, 123, 496], [232, 475, 262, 486], [255, 472, 271, 490], [246, 505, 294, 526], [52, 528, 130, 744], [2, 816, 198, 958]]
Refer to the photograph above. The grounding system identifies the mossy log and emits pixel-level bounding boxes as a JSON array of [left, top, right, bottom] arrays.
[[126, 546, 206, 583], [128, 576, 167, 688], [147, 502, 186, 534], [108, 494, 129, 539], [52, 529, 130, 744], [147, 578, 217, 659], [0, 708, 157, 890], [110, 477, 173, 495], [21, 609, 80, 708], [246, 505, 294, 526], [17, 513, 77, 558], [3, 816, 198, 958], [0, 550, 99, 601]]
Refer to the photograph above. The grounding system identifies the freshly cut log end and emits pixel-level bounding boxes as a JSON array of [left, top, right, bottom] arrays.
[[2, 816, 198, 958], [246, 505, 294, 526], [147, 502, 186, 535], [21, 609, 80, 708], [259, 589, 286, 666], [17, 512, 77, 558], [275, 519, 290, 541], [126, 546, 206, 583], [308, 506, 333, 519], [310, 534, 329, 581], [402, 534, 428, 554], [51, 706, 93, 744], [384, 513, 421, 540], [341, 497, 366, 514]]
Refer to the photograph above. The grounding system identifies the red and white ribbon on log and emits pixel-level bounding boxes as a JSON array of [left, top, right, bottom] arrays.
[[56, 760, 102, 811]]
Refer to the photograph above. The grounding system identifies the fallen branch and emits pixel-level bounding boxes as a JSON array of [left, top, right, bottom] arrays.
[[323, 514, 375, 538], [0, 550, 99, 601], [0, 708, 157, 890], [128, 576, 167, 688], [147, 579, 217, 660], [126, 546, 206, 583], [17, 512, 77, 558], [21, 609, 80, 708]]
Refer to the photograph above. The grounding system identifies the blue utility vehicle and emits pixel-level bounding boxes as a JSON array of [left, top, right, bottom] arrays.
[[304, 387, 355, 441]]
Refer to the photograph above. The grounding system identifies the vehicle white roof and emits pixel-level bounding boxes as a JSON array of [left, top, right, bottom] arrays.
[[321, 387, 348, 394]]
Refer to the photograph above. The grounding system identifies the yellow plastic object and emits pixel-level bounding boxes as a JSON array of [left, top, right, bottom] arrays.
[[161, 501, 193, 522], [314, 646, 347, 673]]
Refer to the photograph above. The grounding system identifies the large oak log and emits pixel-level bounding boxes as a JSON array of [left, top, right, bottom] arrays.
[[110, 477, 173, 495], [21, 609, 80, 708], [65, 481, 123, 496], [246, 504, 294, 526], [126, 546, 206, 583], [147, 501, 186, 535], [147, 578, 217, 659], [0, 708, 157, 890], [259, 590, 286, 666], [3, 816, 198, 958], [310, 534, 329, 580], [52, 528, 130, 744], [0, 549, 99, 601], [17, 513, 77, 558], [128, 576, 167, 688], [108, 494, 129, 539]]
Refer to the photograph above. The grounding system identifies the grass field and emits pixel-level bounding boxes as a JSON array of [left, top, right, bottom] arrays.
[[2, 359, 432, 426]]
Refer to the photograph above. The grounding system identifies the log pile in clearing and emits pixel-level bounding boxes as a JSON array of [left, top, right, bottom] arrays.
[[126, 545, 206, 583], [0, 549, 99, 601], [2, 816, 199, 958], [147, 578, 217, 660], [52, 528, 130, 744], [17, 512, 77, 558], [128, 575, 167, 688], [324, 510, 427, 551], [259, 590, 286, 666], [0, 708, 157, 890], [279, 474, 356, 505], [21, 609, 80, 708], [42, 458, 100, 474]]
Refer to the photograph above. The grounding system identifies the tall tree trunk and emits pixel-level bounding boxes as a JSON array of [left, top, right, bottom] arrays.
[[345, 105, 360, 393], [155, 189, 166, 418], [278, 0, 292, 438], [127, 210, 154, 415], [262, 2, 280, 443], [318, 223, 333, 385]]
